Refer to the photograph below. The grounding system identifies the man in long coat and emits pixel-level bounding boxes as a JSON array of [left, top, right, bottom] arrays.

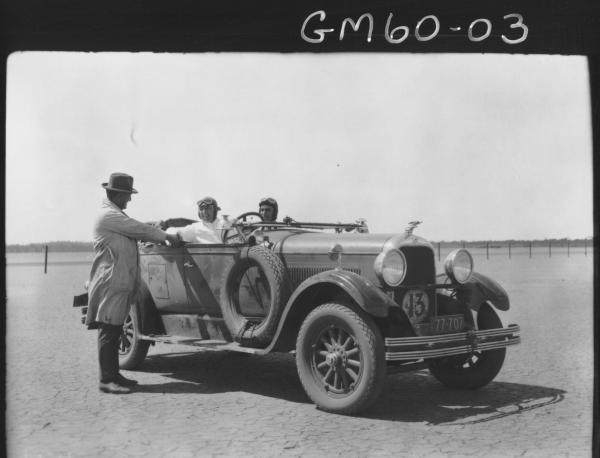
[[86, 173, 181, 394]]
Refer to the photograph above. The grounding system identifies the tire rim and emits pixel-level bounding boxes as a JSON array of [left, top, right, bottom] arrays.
[[311, 324, 362, 396], [119, 313, 134, 356]]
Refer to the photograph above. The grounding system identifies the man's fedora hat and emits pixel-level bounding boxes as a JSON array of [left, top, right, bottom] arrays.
[[101, 173, 138, 194]]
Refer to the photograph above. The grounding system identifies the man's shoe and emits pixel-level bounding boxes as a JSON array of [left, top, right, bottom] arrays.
[[99, 382, 131, 394], [116, 373, 138, 386]]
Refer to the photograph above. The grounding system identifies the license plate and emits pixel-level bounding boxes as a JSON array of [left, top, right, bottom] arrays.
[[430, 314, 465, 334]]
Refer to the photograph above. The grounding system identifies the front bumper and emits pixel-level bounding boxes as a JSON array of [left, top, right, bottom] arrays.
[[384, 324, 520, 361]]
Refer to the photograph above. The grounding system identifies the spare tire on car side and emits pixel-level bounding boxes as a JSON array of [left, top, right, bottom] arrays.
[[220, 246, 288, 348]]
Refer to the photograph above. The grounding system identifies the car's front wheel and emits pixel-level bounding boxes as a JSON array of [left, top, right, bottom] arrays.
[[119, 306, 150, 370], [427, 304, 506, 389], [296, 303, 386, 415]]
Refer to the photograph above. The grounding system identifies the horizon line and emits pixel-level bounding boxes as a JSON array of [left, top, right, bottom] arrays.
[[4, 236, 596, 247]]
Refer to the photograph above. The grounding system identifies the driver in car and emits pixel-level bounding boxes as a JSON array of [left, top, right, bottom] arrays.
[[258, 197, 278, 222], [166, 196, 231, 243]]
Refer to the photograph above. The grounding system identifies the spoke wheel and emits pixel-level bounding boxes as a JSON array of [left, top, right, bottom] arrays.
[[119, 314, 135, 355], [118, 306, 150, 370], [312, 325, 362, 395], [296, 303, 385, 415]]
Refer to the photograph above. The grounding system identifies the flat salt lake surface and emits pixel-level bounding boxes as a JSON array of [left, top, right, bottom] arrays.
[[5, 247, 595, 457]]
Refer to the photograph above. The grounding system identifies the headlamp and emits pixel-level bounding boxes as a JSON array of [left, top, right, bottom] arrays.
[[374, 249, 407, 287], [444, 249, 474, 284]]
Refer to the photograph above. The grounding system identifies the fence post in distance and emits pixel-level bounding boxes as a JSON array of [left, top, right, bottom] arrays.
[[44, 245, 48, 274]]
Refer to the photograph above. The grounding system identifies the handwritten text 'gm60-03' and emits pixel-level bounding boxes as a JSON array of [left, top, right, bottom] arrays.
[[300, 11, 528, 45]]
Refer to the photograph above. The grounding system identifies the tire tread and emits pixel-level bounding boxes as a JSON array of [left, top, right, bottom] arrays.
[[296, 302, 385, 415]]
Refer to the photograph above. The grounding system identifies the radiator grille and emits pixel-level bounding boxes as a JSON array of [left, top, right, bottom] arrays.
[[288, 266, 361, 288], [400, 246, 436, 285]]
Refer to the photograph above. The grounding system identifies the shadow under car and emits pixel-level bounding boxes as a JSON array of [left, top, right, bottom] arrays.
[[131, 350, 565, 424]]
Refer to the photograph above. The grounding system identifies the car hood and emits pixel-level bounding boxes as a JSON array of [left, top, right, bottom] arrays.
[[265, 230, 433, 255]]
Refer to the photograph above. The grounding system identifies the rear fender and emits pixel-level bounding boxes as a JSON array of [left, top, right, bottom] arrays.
[[438, 271, 510, 311], [72, 284, 162, 333]]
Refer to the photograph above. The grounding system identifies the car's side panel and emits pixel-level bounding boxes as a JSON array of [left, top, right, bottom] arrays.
[[139, 246, 191, 313], [160, 314, 232, 341]]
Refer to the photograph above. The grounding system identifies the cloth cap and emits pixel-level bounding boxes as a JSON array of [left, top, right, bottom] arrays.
[[101, 173, 138, 194], [197, 196, 221, 210]]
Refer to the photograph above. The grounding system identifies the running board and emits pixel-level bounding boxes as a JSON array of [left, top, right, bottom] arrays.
[[139, 334, 267, 354]]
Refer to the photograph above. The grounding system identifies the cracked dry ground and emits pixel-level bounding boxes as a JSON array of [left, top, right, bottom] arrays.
[[6, 254, 593, 457]]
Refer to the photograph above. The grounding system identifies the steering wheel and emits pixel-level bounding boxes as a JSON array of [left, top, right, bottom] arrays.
[[222, 212, 264, 243]]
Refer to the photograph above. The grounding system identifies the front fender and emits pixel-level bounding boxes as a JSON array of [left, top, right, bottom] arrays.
[[262, 268, 396, 353], [438, 271, 510, 311], [288, 268, 395, 318]]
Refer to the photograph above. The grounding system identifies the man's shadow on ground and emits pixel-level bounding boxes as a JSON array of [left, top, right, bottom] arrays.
[[132, 351, 565, 425]]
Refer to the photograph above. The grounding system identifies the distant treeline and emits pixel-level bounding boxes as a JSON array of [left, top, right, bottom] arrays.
[[6, 241, 94, 253], [5, 237, 593, 253]]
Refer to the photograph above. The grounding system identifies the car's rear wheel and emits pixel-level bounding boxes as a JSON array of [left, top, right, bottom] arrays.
[[119, 306, 150, 370], [427, 304, 506, 389], [296, 303, 386, 415]]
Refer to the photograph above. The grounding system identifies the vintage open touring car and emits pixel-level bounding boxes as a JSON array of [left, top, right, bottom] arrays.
[[74, 213, 520, 414]]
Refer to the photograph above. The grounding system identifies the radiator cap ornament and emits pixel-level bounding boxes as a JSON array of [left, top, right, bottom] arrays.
[[405, 221, 422, 236]]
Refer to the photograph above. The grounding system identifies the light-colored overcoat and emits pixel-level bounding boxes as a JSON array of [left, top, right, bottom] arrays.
[[85, 199, 166, 327]]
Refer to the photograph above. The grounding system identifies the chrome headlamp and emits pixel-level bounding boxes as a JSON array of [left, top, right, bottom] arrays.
[[374, 249, 407, 287], [444, 249, 474, 284]]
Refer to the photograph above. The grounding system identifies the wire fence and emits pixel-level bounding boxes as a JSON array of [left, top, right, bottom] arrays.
[[432, 240, 594, 261]]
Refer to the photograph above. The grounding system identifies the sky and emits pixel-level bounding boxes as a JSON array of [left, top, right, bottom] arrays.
[[5, 52, 593, 244]]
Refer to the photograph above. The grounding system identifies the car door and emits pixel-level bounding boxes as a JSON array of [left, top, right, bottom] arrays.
[[183, 243, 242, 317]]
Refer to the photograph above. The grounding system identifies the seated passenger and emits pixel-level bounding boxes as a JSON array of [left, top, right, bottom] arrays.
[[258, 197, 278, 222], [166, 196, 231, 243]]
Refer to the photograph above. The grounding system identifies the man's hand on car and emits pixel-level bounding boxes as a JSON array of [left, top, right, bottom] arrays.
[[166, 233, 184, 248]]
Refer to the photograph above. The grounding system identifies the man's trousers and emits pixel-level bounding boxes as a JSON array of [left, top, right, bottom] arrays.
[[98, 323, 122, 383]]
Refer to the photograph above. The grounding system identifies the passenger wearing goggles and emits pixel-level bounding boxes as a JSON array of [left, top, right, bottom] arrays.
[[166, 196, 231, 243]]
